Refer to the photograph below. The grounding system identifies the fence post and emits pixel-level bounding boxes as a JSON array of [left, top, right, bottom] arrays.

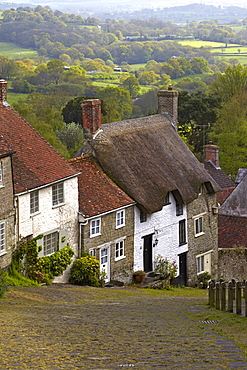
[[221, 281, 226, 311], [232, 278, 236, 300], [236, 281, 242, 315], [228, 281, 233, 313], [209, 280, 215, 307], [215, 282, 220, 310], [244, 280, 247, 318]]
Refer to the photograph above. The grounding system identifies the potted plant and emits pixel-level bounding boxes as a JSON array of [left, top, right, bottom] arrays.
[[133, 270, 146, 283], [99, 270, 108, 287]]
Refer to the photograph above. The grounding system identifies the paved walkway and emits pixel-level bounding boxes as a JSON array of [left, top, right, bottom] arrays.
[[0, 285, 247, 369]]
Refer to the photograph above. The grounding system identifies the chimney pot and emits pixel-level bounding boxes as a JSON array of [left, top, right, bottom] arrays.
[[204, 141, 220, 168], [81, 99, 101, 135], [0, 79, 8, 104], [157, 88, 178, 131]]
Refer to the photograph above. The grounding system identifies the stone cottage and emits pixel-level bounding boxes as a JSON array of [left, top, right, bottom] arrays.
[[0, 80, 80, 279], [76, 88, 220, 285]]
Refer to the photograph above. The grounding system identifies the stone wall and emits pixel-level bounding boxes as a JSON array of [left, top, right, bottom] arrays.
[[0, 156, 15, 268], [218, 248, 247, 281], [81, 205, 134, 284], [187, 186, 218, 286]]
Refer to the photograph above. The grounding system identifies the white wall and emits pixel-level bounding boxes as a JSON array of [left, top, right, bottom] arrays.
[[134, 193, 188, 272], [16, 177, 79, 256]]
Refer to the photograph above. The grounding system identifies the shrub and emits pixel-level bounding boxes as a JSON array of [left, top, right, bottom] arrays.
[[70, 255, 100, 287], [39, 246, 74, 280], [154, 254, 177, 280], [0, 268, 8, 298]]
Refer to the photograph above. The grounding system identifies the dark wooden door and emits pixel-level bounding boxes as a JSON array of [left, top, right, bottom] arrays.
[[179, 252, 187, 286], [143, 234, 153, 272]]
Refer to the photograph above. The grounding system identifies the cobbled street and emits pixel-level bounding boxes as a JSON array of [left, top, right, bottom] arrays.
[[0, 285, 247, 370]]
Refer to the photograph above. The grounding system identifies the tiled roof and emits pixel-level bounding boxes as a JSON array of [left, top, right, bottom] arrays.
[[68, 155, 134, 218], [0, 134, 15, 158], [0, 105, 78, 193], [204, 161, 235, 189]]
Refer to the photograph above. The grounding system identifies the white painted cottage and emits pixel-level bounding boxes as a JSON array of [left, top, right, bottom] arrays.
[[0, 80, 79, 279]]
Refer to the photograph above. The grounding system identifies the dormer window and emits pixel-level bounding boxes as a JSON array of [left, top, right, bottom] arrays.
[[140, 210, 147, 223], [164, 192, 170, 205], [176, 201, 183, 216]]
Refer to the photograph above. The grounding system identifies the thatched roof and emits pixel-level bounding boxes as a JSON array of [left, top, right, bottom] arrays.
[[92, 114, 219, 214]]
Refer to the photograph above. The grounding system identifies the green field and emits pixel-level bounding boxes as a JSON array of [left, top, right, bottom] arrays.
[[0, 42, 39, 60], [178, 40, 241, 48], [7, 92, 27, 106]]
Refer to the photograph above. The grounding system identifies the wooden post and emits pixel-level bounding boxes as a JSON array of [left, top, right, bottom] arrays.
[[244, 281, 247, 318], [215, 282, 220, 310], [236, 281, 242, 315], [209, 280, 215, 307], [228, 281, 233, 313], [232, 278, 236, 300], [221, 281, 226, 311]]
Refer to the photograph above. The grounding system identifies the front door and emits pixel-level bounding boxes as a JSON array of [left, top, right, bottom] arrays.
[[100, 247, 110, 282], [179, 252, 187, 286], [143, 234, 153, 272]]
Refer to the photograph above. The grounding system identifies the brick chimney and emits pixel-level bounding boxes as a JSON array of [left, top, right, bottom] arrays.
[[81, 99, 101, 136], [0, 79, 8, 104], [204, 141, 220, 168], [157, 86, 178, 131]]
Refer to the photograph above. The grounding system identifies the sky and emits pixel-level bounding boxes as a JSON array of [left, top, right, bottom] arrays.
[[1, 0, 247, 9]]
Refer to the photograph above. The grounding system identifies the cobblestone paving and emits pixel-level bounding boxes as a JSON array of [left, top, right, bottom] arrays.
[[0, 285, 247, 370]]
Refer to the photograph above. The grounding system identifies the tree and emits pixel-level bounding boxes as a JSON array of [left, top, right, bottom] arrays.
[[98, 86, 132, 123], [178, 91, 221, 156], [210, 64, 247, 101], [210, 92, 247, 177], [56, 122, 84, 156], [138, 70, 160, 85], [121, 75, 140, 98]]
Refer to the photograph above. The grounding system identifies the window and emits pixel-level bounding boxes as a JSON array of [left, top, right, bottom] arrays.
[[90, 218, 101, 237], [164, 192, 170, 205], [30, 190, 39, 214], [176, 201, 183, 216], [140, 211, 147, 223], [116, 210, 125, 228], [89, 249, 95, 257], [196, 251, 212, 274], [0, 162, 3, 186], [197, 255, 204, 273], [43, 232, 58, 256], [0, 222, 5, 253], [195, 216, 203, 236], [179, 219, 186, 246], [115, 240, 125, 261], [52, 182, 64, 206]]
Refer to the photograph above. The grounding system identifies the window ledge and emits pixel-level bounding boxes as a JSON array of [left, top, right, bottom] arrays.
[[179, 242, 187, 247], [0, 250, 7, 257], [30, 211, 41, 218], [115, 255, 126, 262], [52, 202, 66, 209], [116, 224, 125, 229], [195, 232, 205, 238], [90, 233, 101, 238]]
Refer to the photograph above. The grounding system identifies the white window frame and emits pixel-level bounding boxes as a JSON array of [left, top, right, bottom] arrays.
[[115, 239, 125, 261], [196, 250, 212, 274], [43, 231, 58, 256], [0, 162, 3, 187], [0, 221, 5, 254], [116, 209, 125, 229], [90, 218, 101, 237], [52, 182, 64, 207], [30, 190, 39, 215], [194, 213, 205, 237]]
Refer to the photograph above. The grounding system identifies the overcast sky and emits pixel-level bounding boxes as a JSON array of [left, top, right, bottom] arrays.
[[2, 0, 247, 9]]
